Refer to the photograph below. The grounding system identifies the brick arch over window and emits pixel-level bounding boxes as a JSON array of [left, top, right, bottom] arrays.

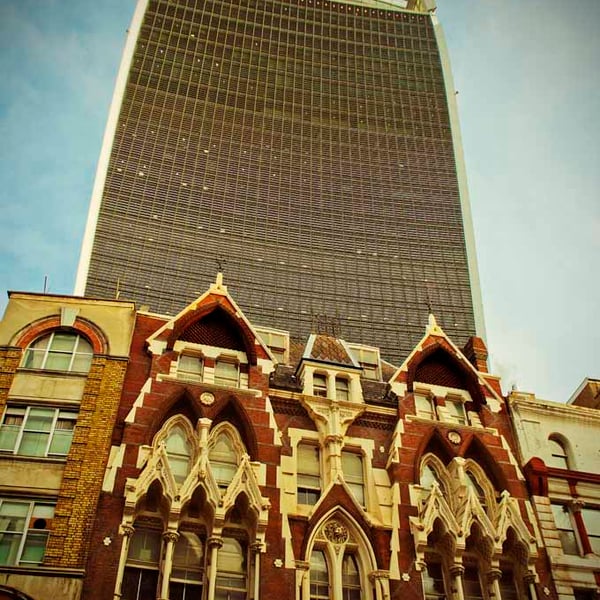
[[210, 396, 258, 460], [407, 345, 486, 407], [462, 435, 508, 492], [146, 389, 205, 443], [12, 315, 107, 354], [168, 302, 257, 363], [413, 428, 457, 482]]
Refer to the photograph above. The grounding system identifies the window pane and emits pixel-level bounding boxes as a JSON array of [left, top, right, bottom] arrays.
[[423, 560, 445, 600], [336, 378, 349, 401], [50, 333, 77, 352], [313, 374, 327, 397], [310, 549, 329, 600], [22, 348, 44, 369], [215, 538, 246, 600], [44, 352, 72, 371], [26, 408, 54, 432], [342, 452, 364, 505], [581, 509, 600, 554], [0, 533, 22, 565], [421, 464, 440, 489], [122, 568, 159, 600], [415, 394, 434, 418], [551, 504, 579, 555], [172, 532, 203, 582], [20, 531, 49, 564], [71, 353, 93, 373], [215, 361, 239, 386], [463, 566, 484, 600], [446, 400, 466, 424], [342, 554, 361, 600], [547, 439, 568, 469], [49, 429, 74, 455], [128, 530, 162, 566], [499, 568, 519, 600], [19, 432, 49, 456]]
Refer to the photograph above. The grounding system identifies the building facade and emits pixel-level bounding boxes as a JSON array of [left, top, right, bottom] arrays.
[[0, 293, 135, 599], [72, 275, 551, 600], [509, 389, 600, 600], [75, 0, 484, 364]]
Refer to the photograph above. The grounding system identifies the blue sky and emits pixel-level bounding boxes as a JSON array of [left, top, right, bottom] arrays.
[[0, 1, 598, 402]]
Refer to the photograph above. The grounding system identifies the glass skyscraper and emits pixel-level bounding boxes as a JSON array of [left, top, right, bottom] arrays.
[[76, 0, 484, 364]]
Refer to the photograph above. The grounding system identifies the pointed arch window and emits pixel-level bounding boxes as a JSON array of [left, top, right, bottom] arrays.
[[166, 426, 192, 485], [466, 471, 488, 512], [462, 564, 484, 600], [215, 537, 247, 600], [121, 528, 161, 600], [420, 463, 442, 490], [170, 532, 204, 599], [309, 549, 330, 600], [342, 554, 361, 600], [209, 432, 238, 489]]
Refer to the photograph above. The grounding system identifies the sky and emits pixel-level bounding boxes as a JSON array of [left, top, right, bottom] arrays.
[[0, 0, 598, 403]]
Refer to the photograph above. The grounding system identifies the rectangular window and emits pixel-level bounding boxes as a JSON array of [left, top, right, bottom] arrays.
[[0, 499, 55, 566], [462, 565, 484, 600], [122, 529, 161, 600], [348, 345, 380, 380], [177, 354, 203, 382], [170, 532, 204, 599], [215, 537, 247, 600], [297, 444, 321, 505], [445, 399, 467, 425], [214, 360, 239, 387], [313, 374, 327, 398], [341, 451, 365, 506], [581, 508, 600, 555], [335, 377, 349, 401], [551, 504, 579, 555], [0, 406, 77, 458], [415, 393, 435, 419]]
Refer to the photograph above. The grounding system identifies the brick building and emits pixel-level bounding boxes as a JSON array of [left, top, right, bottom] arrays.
[[509, 384, 600, 600], [0, 292, 136, 599], [70, 275, 553, 600]]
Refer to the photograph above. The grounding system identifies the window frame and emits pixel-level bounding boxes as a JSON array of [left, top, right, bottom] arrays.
[[551, 503, 580, 555], [0, 405, 78, 458], [0, 498, 55, 566], [313, 373, 328, 398], [177, 353, 204, 382], [297, 443, 321, 506], [341, 450, 365, 507], [214, 357, 240, 388], [21, 331, 93, 373], [335, 376, 350, 401]]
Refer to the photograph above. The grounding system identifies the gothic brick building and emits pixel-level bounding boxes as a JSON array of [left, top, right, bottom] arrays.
[[70, 275, 552, 600]]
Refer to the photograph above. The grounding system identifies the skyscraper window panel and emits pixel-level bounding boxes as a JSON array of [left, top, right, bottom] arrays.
[[79, 0, 484, 364]]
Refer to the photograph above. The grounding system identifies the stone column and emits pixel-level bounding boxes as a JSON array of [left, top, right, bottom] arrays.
[[449, 564, 465, 600], [251, 542, 263, 599], [295, 560, 310, 600], [113, 524, 135, 600], [486, 567, 502, 600], [159, 529, 180, 600], [524, 571, 538, 600], [207, 536, 223, 600]]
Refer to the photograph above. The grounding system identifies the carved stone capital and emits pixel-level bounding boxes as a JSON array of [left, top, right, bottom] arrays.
[[486, 568, 502, 583], [162, 530, 180, 544], [208, 536, 224, 549], [120, 524, 135, 537], [368, 570, 390, 582], [449, 564, 464, 577]]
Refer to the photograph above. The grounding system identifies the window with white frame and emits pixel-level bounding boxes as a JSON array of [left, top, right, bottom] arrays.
[[0, 499, 55, 566], [215, 536, 247, 600], [444, 398, 467, 425], [22, 331, 93, 373], [297, 443, 321, 505], [415, 392, 435, 419], [348, 345, 380, 380], [551, 504, 579, 555], [309, 549, 330, 600], [121, 528, 162, 600], [214, 359, 239, 387], [209, 432, 239, 490], [170, 532, 204, 599], [341, 451, 365, 506], [581, 508, 600, 555], [255, 327, 289, 364], [177, 354, 203, 382], [165, 426, 192, 485], [0, 405, 77, 458], [313, 373, 328, 398], [341, 553, 361, 600], [335, 377, 349, 401]]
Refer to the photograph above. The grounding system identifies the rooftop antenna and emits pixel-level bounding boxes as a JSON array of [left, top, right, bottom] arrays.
[[115, 277, 121, 300], [216, 256, 226, 273], [43, 275, 48, 294]]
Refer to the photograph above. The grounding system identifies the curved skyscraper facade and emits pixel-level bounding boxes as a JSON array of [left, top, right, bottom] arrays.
[[76, 0, 484, 363]]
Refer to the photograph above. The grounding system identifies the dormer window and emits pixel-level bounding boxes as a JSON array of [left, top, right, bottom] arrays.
[[348, 344, 380, 380], [335, 377, 349, 401], [177, 354, 203, 382], [214, 359, 239, 387], [313, 374, 328, 398], [415, 392, 435, 419]]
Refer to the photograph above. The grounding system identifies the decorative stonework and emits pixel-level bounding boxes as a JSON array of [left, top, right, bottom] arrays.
[[447, 430, 461, 445], [323, 520, 349, 545], [200, 391, 215, 405]]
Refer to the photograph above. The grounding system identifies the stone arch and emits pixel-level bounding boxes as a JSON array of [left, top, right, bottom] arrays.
[[547, 432, 574, 469], [407, 343, 486, 407], [210, 396, 258, 459], [419, 453, 451, 497], [462, 435, 507, 492], [146, 389, 203, 444], [168, 301, 257, 364], [413, 428, 456, 482]]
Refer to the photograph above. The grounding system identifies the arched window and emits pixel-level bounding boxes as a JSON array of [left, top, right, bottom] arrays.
[[342, 554, 361, 600], [547, 436, 569, 469], [466, 471, 488, 512], [209, 432, 239, 490], [165, 426, 192, 485], [422, 555, 447, 600], [22, 332, 93, 373], [215, 537, 247, 600], [310, 549, 330, 600], [421, 463, 442, 490], [121, 528, 162, 600], [170, 532, 204, 599]]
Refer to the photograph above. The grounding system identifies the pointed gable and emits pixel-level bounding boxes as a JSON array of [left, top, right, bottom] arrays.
[[146, 273, 273, 364]]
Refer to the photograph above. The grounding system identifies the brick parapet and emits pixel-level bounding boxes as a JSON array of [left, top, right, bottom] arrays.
[[44, 357, 128, 569], [0, 346, 22, 413]]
